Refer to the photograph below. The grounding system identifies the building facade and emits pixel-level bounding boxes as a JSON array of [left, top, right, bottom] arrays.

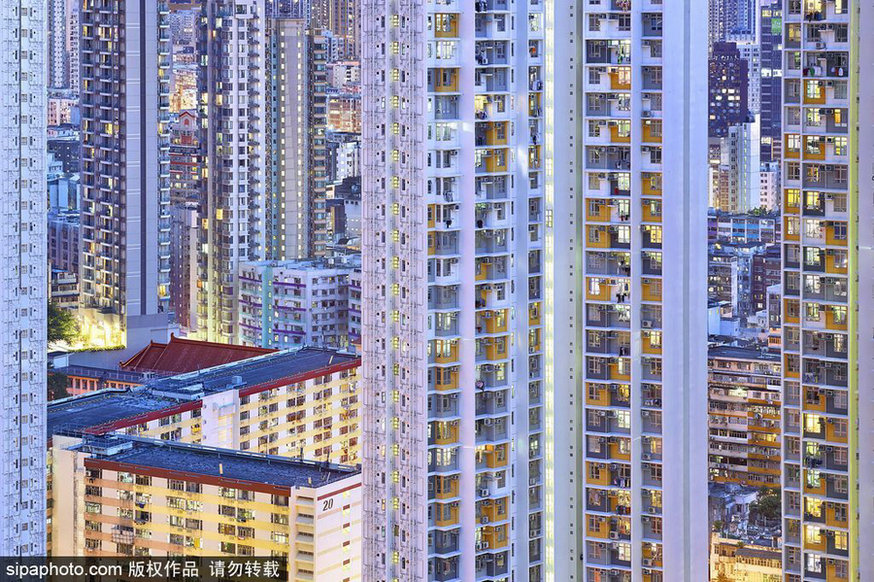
[[237, 259, 354, 349], [709, 42, 750, 138], [361, 0, 547, 579], [781, 1, 874, 580], [0, 0, 47, 556], [551, 1, 710, 581], [79, 0, 172, 347], [50, 434, 362, 580], [759, 1, 782, 163], [271, 18, 330, 259], [48, 347, 361, 465], [708, 346, 781, 488], [197, 0, 270, 343]]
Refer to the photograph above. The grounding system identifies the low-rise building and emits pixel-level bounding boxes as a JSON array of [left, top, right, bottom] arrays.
[[709, 534, 781, 582], [708, 345, 781, 488], [50, 434, 361, 581], [50, 268, 79, 310], [237, 259, 356, 350], [48, 347, 361, 464]]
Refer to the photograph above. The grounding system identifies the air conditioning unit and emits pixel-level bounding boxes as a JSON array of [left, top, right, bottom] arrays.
[[641, 110, 651, 118], [476, 541, 486, 551], [642, 453, 652, 461], [484, 418, 493, 426], [480, 488, 490, 497], [481, 516, 489, 524], [608, 532, 619, 540], [816, 41, 825, 49], [642, 410, 651, 417], [642, 320, 653, 328], [597, 410, 607, 417]]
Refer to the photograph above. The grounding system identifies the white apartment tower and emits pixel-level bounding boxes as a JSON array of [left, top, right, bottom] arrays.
[[1, 0, 47, 555], [549, 1, 709, 581], [47, 0, 68, 89], [198, 0, 269, 343], [361, 0, 547, 580], [79, 0, 172, 347], [271, 16, 331, 260], [780, 1, 874, 580]]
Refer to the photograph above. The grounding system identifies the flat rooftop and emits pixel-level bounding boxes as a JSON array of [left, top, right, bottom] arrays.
[[709, 345, 780, 362], [48, 389, 181, 438], [73, 435, 358, 488], [48, 347, 359, 438], [146, 346, 357, 396]]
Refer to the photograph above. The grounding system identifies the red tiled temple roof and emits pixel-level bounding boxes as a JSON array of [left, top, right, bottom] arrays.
[[120, 335, 276, 374]]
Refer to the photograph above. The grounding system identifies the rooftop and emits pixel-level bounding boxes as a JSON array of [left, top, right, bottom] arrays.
[[49, 347, 359, 438], [73, 435, 358, 488], [120, 335, 276, 374], [709, 344, 780, 362], [48, 389, 181, 438]]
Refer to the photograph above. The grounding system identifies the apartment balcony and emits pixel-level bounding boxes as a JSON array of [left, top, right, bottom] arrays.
[[587, 147, 631, 171], [430, 531, 460, 556], [586, 382, 631, 408], [585, 331, 631, 357], [641, 410, 662, 435], [475, 176, 510, 201], [586, 252, 632, 277], [586, 305, 631, 330], [428, 453, 460, 475], [476, 421, 509, 445], [476, 284, 511, 310], [586, 409, 631, 436], [475, 13, 513, 41]]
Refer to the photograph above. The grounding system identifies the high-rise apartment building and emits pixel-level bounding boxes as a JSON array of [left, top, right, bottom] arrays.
[[550, 1, 709, 581], [781, 1, 874, 580], [1, 0, 47, 556], [312, 0, 359, 59], [709, 42, 750, 138], [47, 0, 68, 89], [361, 0, 547, 580], [759, 1, 783, 162], [68, 3, 80, 94], [79, 0, 172, 348], [198, 0, 269, 343], [271, 17, 331, 259]]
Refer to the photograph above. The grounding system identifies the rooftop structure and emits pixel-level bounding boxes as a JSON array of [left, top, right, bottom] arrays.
[[50, 347, 358, 439], [120, 335, 277, 374], [69, 434, 358, 488]]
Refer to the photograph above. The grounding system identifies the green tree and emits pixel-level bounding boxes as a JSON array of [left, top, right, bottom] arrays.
[[47, 372, 69, 401], [48, 302, 79, 344], [752, 487, 781, 521]]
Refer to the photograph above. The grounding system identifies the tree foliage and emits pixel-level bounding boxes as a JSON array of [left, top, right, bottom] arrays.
[[48, 302, 79, 344], [752, 487, 781, 521], [48, 373, 69, 401]]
